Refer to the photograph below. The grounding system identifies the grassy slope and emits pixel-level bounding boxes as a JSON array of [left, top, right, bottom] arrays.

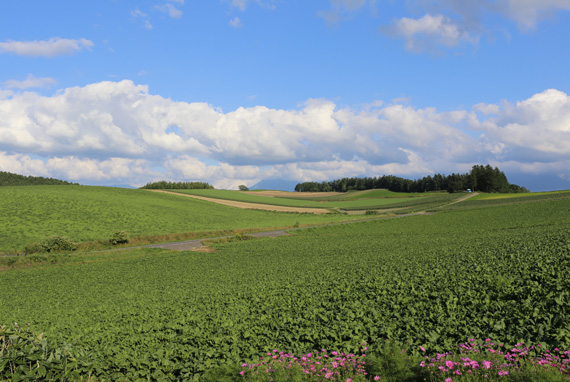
[[472, 190, 570, 200], [0, 192, 569, 380], [342, 189, 442, 199], [0, 185, 367, 251]]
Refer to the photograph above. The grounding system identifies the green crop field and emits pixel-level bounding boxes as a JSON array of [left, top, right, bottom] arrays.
[[472, 190, 569, 200], [168, 188, 434, 209], [0, 185, 369, 252], [0, 190, 569, 380]]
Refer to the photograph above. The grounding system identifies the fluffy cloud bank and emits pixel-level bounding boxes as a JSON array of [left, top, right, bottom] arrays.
[[0, 80, 569, 189]]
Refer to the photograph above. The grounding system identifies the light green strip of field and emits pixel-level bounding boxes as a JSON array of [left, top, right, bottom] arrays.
[[169, 189, 430, 209], [342, 189, 443, 199], [472, 190, 570, 200]]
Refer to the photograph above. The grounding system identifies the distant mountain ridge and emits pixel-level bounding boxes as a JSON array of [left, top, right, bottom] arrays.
[[250, 179, 299, 191], [0, 171, 78, 186]]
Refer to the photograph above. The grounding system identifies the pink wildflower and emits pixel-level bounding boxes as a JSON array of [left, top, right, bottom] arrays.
[[445, 378, 453, 382], [498, 370, 509, 376]]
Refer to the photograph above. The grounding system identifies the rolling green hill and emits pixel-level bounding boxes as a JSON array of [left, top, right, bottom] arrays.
[[0, 185, 367, 252]]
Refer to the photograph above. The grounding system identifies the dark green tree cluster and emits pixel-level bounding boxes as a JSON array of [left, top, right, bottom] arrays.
[[0, 171, 77, 186], [139, 181, 214, 190], [295, 165, 528, 194]]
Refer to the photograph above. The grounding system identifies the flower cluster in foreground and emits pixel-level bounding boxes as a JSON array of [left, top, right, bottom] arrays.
[[420, 338, 570, 381], [238, 339, 570, 381], [240, 344, 380, 381]]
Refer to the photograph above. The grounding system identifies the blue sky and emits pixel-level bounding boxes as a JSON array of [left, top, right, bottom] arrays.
[[1, 0, 570, 191]]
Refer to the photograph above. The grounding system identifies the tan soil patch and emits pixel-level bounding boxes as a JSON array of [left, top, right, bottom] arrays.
[[191, 246, 217, 253], [448, 192, 479, 205], [148, 190, 330, 214], [244, 190, 343, 198]]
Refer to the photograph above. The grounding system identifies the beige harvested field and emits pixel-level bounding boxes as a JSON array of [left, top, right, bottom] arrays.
[[149, 190, 331, 214], [244, 190, 343, 198]]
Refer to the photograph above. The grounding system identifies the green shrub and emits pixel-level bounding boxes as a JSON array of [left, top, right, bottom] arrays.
[[109, 230, 129, 245], [39, 236, 78, 252], [229, 233, 254, 242], [366, 340, 424, 382], [23, 242, 43, 254]]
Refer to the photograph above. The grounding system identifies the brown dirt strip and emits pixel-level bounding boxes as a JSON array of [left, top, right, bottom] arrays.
[[148, 189, 330, 214], [447, 192, 479, 205]]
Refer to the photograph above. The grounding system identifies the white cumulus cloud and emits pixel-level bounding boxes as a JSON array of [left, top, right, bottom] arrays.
[[1, 80, 569, 187], [383, 14, 478, 53], [481, 89, 570, 159], [0, 38, 93, 57]]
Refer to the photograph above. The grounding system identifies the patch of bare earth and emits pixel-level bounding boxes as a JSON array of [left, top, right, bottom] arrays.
[[448, 192, 479, 205], [148, 190, 330, 214], [191, 246, 217, 253]]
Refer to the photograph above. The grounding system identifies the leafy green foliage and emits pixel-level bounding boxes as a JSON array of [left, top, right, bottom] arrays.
[[39, 236, 78, 252], [109, 231, 129, 245], [0, 323, 94, 381], [365, 341, 423, 382]]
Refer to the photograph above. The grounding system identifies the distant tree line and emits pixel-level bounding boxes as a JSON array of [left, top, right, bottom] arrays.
[[0, 171, 78, 186], [139, 181, 214, 190], [294, 165, 529, 194]]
